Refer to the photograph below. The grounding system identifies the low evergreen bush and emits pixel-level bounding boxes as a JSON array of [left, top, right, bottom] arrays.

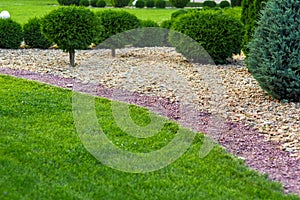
[[171, 9, 187, 20], [141, 20, 159, 27], [135, 0, 145, 8], [231, 0, 242, 7], [96, 0, 106, 7], [0, 19, 23, 49], [246, 0, 300, 102], [57, 0, 80, 6], [171, 11, 244, 64], [91, 0, 98, 6], [111, 0, 130, 7], [146, 0, 155, 8], [169, 0, 190, 8], [79, 0, 89, 6], [23, 17, 52, 49], [155, 0, 166, 8], [203, 0, 217, 8], [160, 20, 173, 29], [219, 0, 230, 8]]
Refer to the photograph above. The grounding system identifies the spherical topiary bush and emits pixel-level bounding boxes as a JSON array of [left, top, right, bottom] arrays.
[[246, 0, 300, 102], [0, 19, 23, 49], [141, 20, 159, 27], [171, 9, 187, 20], [23, 17, 52, 49], [96, 0, 106, 7], [41, 6, 98, 67], [169, 0, 190, 8], [155, 0, 166, 8], [146, 0, 155, 8], [160, 20, 173, 29], [91, 0, 98, 6], [135, 0, 145, 8], [57, 0, 80, 6], [231, 0, 242, 7], [203, 0, 217, 8], [111, 0, 130, 7], [171, 11, 244, 64], [79, 0, 89, 6], [219, 0, 230, 8]]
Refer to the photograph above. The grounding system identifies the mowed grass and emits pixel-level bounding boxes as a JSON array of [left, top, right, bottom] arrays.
[[0, 75, 299, 199], [0, 0, 177, 25]]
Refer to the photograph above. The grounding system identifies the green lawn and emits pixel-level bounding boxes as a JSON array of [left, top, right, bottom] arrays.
[[0, 0, 177, 25], [1, 75, 299, 199]]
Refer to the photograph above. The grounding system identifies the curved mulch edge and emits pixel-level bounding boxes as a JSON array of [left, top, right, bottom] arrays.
[[1, 67, 299, 196]]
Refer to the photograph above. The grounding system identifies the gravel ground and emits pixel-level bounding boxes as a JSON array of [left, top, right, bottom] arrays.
[[0, 48, 299, 195]]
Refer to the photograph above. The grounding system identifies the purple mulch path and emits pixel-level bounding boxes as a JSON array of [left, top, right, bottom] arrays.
[[1, 67, 299, 196]]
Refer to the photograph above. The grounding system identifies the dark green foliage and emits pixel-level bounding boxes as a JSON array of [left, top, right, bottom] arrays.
[[57, 0, 80, 6], [79, 0, 89, 6], [111, 0, 130, 7], [171, 9, 187, 20], [171, 11, 244, 64], [169, 0, 190, 8], [41, 6, 98, 67], [0, 19, 23, 49], [203, 0, 217, 8], [160, 20, 173, 29], [141, 20, 159, 27], [246, 0, 300, 102], [146, 0, 155, 8], [23, 17, 52, 49], [135, 0, 145, 8], [155, 0, 166, 8], [231, 0, 242, 7], [96, 0, 106, 7], [186, 2, 203, 7], [241, 0, 268, 55], [219, 0, 231, 8], [90, 0, 98, 6]]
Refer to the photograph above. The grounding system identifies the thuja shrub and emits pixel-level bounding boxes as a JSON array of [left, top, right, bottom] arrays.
[[23, 17, 52, 49], [160, 19, 173, 29], [0, 19, 23, 49], [241, 0, 268, 55], [246, 0, 300, 102], [111, 0, 130, 7], [171, 11, 244, 64], [135, 0, 145, 8], [96, 0, 106, 7], [169, 0, 190, 8], [57, 0, 80, 5], [141, 20, 159, 27], [231, 0, 242, 7], [203, 0, 217, 8], [41, 6, 98, 67], [155, 0, 166, 8], [219, 0, 230, 8], [79, 0, 89, 6], [146, 0, 155, 8], [171, 9, 188, 20], [91, 0, 98, 6]]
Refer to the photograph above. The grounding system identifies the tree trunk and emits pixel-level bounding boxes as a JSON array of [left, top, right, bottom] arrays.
[[111, 48, 116, 57], [69, 51, 75, 67]]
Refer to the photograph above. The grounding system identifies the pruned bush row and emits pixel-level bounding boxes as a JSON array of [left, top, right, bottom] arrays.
[[0, 19, 23, 49]]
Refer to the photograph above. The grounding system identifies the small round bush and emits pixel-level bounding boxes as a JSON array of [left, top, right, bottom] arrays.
[[155, 0, 166, 8], [246, 0, 300, 102], [42, 6, 98, 67], [135, 0, 145, 8], [57, 0, 80, 6], [91, 0, 98, 6], [23, 17, 52, 49], [231, 0, 242, 7], [111, 0, 130, 7], [146, 0, 155, 8], [96, 0, 106, 7], [79, 0, 89, 6], [171, 9, 187, 20], [169, 0, 189, 8], [160, 20, 173, 29], [203, 0, 217, 8], [141, 20, 159, 27], [0, 19, 23, 49], [171, 11, 244, 64], [219, 0, 230, 8]]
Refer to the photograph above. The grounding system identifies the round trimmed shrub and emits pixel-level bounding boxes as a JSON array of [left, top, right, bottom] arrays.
[[96, 0, 106, 7], [0, 19, 23, 49], [171, 9, 187, 20], [79, 0, 89, 6], [41, 6, 98, 67], [155, 0, 166, 8], [171, 11, 244, 64], [23, 17, 52, 49], [169, 0, 189, 8], [111, 0, 130, 7], [135, 0, 145, 8], [203, 0, 217, 8], [241, 0, 268, 55], [141, 20, 159, 27], [91, 0, 98, 6], [219, 0, 230, 8], [57, 0, 80, 6], [146, 0, 155, 8], [246, 0, 300, 102], [231, 0, 242, 7], [160, 20, 173, 29]]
